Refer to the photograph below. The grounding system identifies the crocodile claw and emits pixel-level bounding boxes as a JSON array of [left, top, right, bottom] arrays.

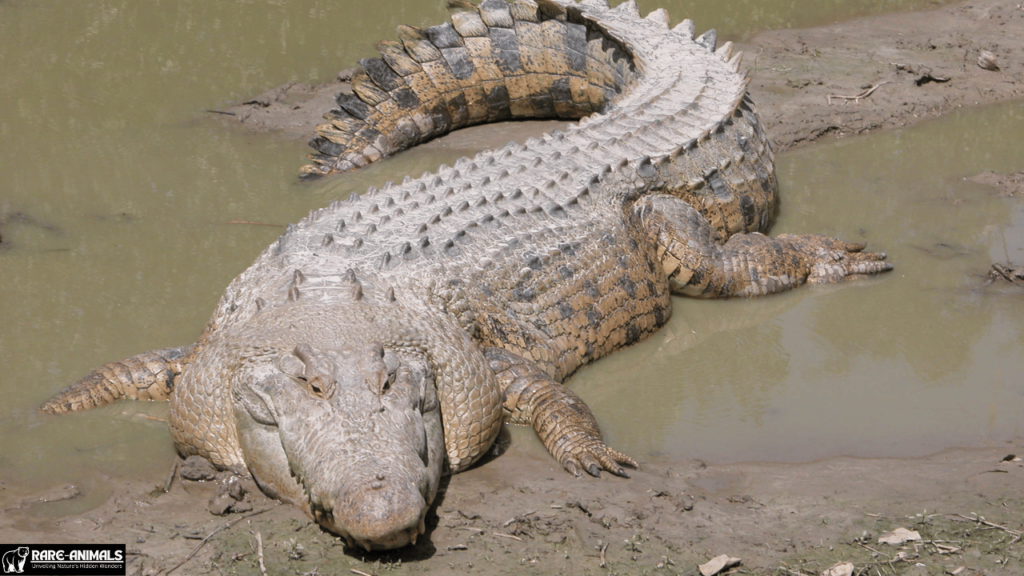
[[560, 440, 639, 479]]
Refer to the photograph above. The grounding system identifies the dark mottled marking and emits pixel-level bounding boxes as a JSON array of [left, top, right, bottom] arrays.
[[620, 277, 637, 298], [486, 84, 512, 121], [489, 28, 523, 74], [336, 93, 371, 120], [425, 22, 464, 49], [558, 242, 576, 255], [740, 193, 756, 229], [513, 286, 536, 302], [654, 306, 668, 326], [707, 170, 731, 201], [309, 136, 344, 157], [558, 302, 573, 319], [551, 76, 572, 103], [531, 92, 556, 118], [565, 21, 587, 72], [441, 47, 476, 80], [446, 91, 469, 127], [736, 134, 752, 154], [558, 265, 574, 279], [360, 58, 404, 91], [392, 87, 420, 109], [354, 125, 383, 147], [586, 308, 602, 327], [429, 100, 453, 133]]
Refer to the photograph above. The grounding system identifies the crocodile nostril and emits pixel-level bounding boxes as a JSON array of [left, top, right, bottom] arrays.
[[369, 473, 386, 490]]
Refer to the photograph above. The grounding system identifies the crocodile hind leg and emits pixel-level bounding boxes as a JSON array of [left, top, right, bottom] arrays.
[[39, 345, 195, 413], [638, 194, 892, 298], [483, 348, 637, 478]]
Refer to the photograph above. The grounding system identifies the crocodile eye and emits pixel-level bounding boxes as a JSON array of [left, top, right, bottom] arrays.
[[305, 377, 333, 399]]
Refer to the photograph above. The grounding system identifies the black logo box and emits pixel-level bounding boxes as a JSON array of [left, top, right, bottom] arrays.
[[0, 544, 125, 576]]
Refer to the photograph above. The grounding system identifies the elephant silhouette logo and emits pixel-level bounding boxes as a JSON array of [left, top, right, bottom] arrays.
[[1, 547, 29, 574]]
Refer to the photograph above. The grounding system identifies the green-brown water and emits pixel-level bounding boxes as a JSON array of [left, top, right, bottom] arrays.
[[0, 0, 1016, 499]]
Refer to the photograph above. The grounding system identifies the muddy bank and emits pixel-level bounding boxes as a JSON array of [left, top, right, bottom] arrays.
[[218, 0, 1023, 158], [1, 448, 1021, 575], [740, 0, 1024, 152]]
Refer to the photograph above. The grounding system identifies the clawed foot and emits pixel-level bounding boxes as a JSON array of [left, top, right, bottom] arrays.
[[779, 234, 892, 283], [559, 439, 639, 478], [533, 388, 640, 478]]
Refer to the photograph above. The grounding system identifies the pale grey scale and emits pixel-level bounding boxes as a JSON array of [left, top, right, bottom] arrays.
[[210, 0, 750, 336]]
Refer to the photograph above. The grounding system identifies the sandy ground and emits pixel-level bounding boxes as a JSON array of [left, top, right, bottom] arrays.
[[4, 1, 1023, 575]]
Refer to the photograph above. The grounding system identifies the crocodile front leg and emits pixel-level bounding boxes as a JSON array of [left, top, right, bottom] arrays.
[[483, 348, 638, 478], [639, 194, 892, 298]]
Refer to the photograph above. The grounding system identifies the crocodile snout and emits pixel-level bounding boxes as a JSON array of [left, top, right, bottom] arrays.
[[335, 478, 428, 551]]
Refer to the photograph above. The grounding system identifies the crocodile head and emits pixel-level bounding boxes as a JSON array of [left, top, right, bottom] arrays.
[[231, 341, 445, 551]]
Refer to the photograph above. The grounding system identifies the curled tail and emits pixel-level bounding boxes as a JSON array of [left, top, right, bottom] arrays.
[[301, 0, 639, 179], [40, 345, 195, 414]]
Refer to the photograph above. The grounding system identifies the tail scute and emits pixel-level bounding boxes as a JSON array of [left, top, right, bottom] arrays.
[[39, 345, 195, 414]]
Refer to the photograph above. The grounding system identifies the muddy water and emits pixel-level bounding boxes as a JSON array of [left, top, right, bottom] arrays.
[[572, 100, 1024, 463], [0, 0, 1014, 502]]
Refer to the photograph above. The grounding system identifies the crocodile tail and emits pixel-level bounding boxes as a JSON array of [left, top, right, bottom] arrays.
[[301, 0, 638, 179], [39, 345, 195, 414]]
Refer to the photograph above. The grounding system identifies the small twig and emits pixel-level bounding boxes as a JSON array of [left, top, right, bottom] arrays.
[[599, 542, 609, 568], [350, 570, 374, 576], [857, 542, 891, 560], [161, 460, 179, 493], [255, 532, 268, 576], [454, 527, 484, 533], [827, 81, 889, 105], [165, 504, 279, 575], [205, 109, 236, 116], [951, 513, 1022, 537], [493, 532, 523, 541]]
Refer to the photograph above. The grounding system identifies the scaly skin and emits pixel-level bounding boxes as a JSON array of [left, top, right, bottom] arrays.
[[40, 0, 891, 550]]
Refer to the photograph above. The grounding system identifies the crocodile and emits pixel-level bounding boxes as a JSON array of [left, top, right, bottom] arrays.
[[40, 0, 891, 551]]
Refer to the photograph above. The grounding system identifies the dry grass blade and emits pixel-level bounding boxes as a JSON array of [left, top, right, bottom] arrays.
[[827, 81, 889, 105]]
